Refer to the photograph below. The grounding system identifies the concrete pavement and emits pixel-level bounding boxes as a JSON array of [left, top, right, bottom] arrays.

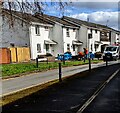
[[2, 60, 120, 97]]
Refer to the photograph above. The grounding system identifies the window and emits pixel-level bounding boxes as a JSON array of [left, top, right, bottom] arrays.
[[46, 44, 49, 52], [94, 44, 99, 51], [67, 44, 70, 51], [105, 47, 117, 51], [37, 44, 41, 53], [35, 25, 40, 35], [73, 45, 75, 51], [73, 28, 76, 32], [66, 28, 70, 37], [90, 29, 92, 33], [91, 44, 93, 51], [88, 33, 92, 39], [45, 26, 49, 30], [10, 43, 15, 47], [95, 29, 97, 33]]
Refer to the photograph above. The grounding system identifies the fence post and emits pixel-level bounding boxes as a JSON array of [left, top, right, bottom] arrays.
[[89, 58, 91, 72], [58, 63, 62, 82], [36, 57, 38, 68]]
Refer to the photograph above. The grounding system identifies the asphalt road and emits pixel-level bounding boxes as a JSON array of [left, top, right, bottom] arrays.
[[2, 62, 120, 113], [82, 66, 120, 113], [2, 60, 119, 97]]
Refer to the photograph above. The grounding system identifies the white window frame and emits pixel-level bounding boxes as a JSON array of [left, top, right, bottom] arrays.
[[37, 44, 41, 53], [35, 25, 40, 35], [67, 44, 70, 51], [44, 26, 49, 31], [66, 28, 70, 37]]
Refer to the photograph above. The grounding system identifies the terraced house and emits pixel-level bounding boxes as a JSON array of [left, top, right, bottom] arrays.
[[62, 16, 120, 53], [35, 14, 83, 57], [1, 9, 120, 63]]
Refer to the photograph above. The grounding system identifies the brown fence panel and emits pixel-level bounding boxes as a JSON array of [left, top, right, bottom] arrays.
[[0, 48, 10, 64], [16, 47, 30, 62], [17, 47, 23, 62], [10, 48, 17, 63], [23, 47, 30, 62]]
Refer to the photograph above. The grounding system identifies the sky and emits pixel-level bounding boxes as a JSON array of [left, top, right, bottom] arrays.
[[3, 0, 120, 30], [41, 0, 120, 31]]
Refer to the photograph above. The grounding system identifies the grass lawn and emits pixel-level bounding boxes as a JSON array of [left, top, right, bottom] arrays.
[[1, 59, 102, 77]]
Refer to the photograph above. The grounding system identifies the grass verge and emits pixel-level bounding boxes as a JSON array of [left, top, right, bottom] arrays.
[[1, 60, 102, 78]]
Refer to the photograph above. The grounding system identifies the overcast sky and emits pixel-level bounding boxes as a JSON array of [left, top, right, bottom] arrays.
[[43, 0, 120, 31]]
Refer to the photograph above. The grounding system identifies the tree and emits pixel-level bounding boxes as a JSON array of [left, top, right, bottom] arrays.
[[2, 0, 69, 15], [1, 0, 71, 26]]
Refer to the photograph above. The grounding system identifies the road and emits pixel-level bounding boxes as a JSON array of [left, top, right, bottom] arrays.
[[2, 62, 120, 113], [2, 60, 119, 97], [81, 66, 120, 113]]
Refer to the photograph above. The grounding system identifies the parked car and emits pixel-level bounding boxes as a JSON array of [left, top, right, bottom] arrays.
[[103, 45, 120, 61]]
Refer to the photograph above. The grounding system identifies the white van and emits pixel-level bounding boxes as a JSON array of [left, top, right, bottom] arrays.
[[103, 45, 120, 61]]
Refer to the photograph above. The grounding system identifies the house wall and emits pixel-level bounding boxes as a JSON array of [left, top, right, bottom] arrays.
[[29, 24, 52, 59], [1, 14, 30, 48], [52, 24, 63, 57], [88, 29, 101, 53], [78, 26, 88, 52], [63, 27, 78, 56], [110, 31, 116, 45], [116, 34, 120, 44]]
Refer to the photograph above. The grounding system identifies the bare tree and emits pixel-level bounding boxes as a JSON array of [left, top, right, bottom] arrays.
[[2, 0, 70, 14], [1, 0, 71, 27]]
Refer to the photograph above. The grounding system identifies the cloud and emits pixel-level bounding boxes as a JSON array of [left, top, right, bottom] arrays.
[[68, 2, 118, 11], [71, 13, 88, 20], [70, 11, 119, 30]]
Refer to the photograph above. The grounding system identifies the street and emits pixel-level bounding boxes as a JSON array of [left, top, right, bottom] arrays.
[[2, 62, 120, 113], [82, 66, 120, 113]]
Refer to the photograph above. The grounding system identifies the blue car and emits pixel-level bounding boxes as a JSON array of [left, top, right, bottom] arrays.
[[58, 52, 72, 61]]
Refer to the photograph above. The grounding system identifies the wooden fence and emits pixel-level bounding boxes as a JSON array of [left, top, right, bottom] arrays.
[[0, 48, 11, 64], [10, 47, 30, 63], [0, 47, 30, 64]]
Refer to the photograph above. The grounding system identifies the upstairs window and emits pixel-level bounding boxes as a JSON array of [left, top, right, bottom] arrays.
[[90, 29, 92, 33], [95, 29, 97, 33], [66, 28, 70, 37], [45, 26, 49, 31], [35, 25, 40, 35], [73, 28, 76, 32]]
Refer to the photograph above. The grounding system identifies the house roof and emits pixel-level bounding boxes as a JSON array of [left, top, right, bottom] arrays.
[[35, 13, 79, 28], [62, 16, 114, 32], [2, 8, 54, 25]]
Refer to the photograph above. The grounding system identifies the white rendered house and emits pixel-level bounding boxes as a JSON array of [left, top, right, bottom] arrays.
[[87, 28, 101, 53], [1, 9, 57, 60], [37, 14, 82, 57], [29, 21, 57, 59]]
